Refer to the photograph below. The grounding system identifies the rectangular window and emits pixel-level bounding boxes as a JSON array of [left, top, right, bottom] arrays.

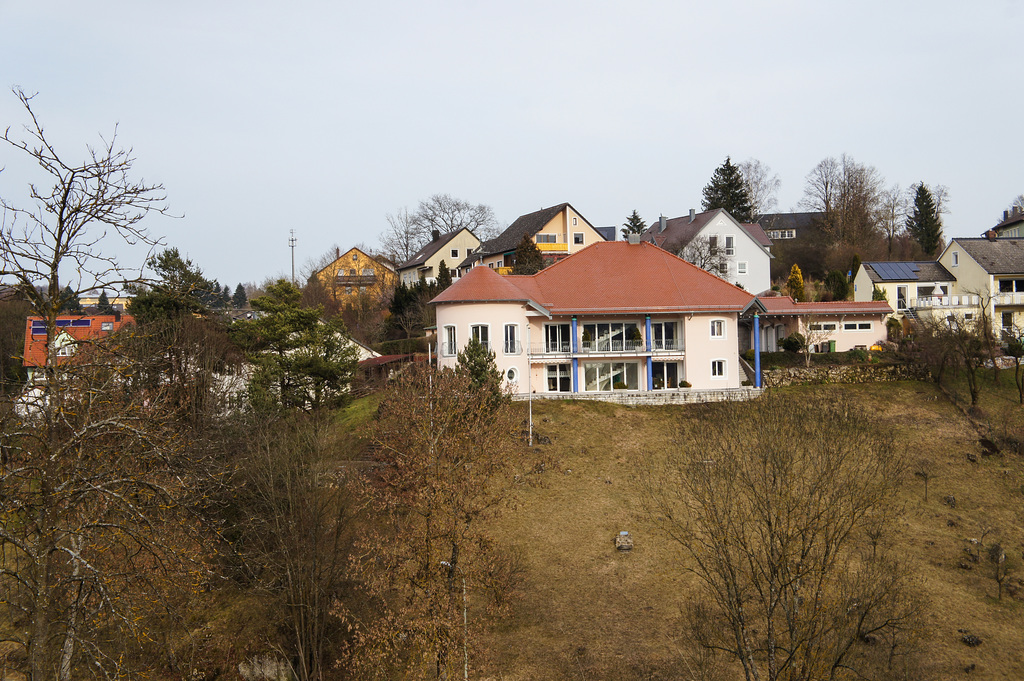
[[1002, 311, 1014, 330], [544, 324, 572, 353], [711, 359, 726, 379], [651, 321, 678, 350], [951, 251, 959, 267], [808, 322, 837, 331], [573, 232, 584, 245], [572, 217, 578, 226], [737, 261, 747, 275], [719, 262, 729, 276], [443, 326, 457, 356], [503, 324, 520, 354], [583, 362, 638, 391], [843, 321, 873, 331], [724, 235, 735, 256], [451, 248, 459, 259], [101, 321, 114, 332], [546, 364, 571, 392], [535, 233, 557, 243], [651, 361, 679, 389], [710, 319, 725, 338], [471, 324, 490, 351], [581, 322, 640, 351], [708, 236, 718, 255]]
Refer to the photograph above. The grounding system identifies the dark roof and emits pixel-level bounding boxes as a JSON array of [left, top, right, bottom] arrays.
[[640, 209, 772, 254], [755, 212, 825, 233], [473, 203, 596, 259], [992, 208, 1024, 233], [860, 261, 954, 283], [954, 237, 1024, 275], [398, 228, 475, 271], [359, 354, 414, 368], [594, 226, 616, 242]]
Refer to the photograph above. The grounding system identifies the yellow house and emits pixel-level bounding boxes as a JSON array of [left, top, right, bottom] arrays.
[[460, 203, 605, 275], [397, 228, 481, 286], [315, 247, 397, 301]]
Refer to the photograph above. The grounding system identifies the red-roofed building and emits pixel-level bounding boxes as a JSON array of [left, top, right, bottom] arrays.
[[755, 295, 893, 352], [23, 315, 135, 376], [432, 241, 765, 396]]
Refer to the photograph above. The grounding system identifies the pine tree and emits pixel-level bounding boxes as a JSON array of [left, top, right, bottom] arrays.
[[906, 182, 943, 256], [220, 287, 232, 308], [59, 285, 82, 313], [456, 336, 504, 401], [621, 210, 647, 239], [436, 259, 453, 290], [512, 234, 545, 275], [787, 264, 805, 302], [702, 156, 755, 223], [232, 283, 248, 309], [96, 290, 115, 314], [824, 270, 848, 300]]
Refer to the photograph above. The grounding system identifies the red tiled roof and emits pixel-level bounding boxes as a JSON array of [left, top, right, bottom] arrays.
[[432, 242, 756, 315], [756, 295, 892, 316], [23, 315, 135, 367], [358, 354, 414, 368]]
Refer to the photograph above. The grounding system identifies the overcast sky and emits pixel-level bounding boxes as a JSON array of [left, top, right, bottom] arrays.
[[1, 1, 1021, 289]]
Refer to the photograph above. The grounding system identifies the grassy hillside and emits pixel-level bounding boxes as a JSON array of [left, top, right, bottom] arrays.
[[470, 381, 1024, 680]]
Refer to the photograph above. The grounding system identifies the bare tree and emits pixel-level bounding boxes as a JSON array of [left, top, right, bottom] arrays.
[[738, 158, 781, 216], [799, 154, 884, 248], [380, 207, 423, 263], [796, 314, 837, 367], [879, 183, 907, 257], [414, 193, 500, 241], [1008, 194, 1024, 215], [680, 235, 730, 279], [641, 393, 918, 681]]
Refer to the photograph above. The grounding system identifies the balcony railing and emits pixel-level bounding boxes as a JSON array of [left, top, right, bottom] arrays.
[[441, 342, 457, 357], [536, 242, 569, 252], [503, 341, 522, 355], [579, 339, 646, 353], [995, 292, 1024, 306], [495, 266, 513, 275], [651, 339, 685, 351], [527, 340, 684, 355], [909, 295, 981, 309]]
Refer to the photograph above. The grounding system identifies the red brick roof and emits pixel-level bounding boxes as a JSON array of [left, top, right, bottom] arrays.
[[23, 315, 135, 367], [433, 242, 756, 315], [756, 295, 893, 316]]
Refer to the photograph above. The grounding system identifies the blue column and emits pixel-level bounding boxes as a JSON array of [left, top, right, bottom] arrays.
[[753, 312, 762, 388], [645, 315, 653, 390], [570, 316, 579, 393]]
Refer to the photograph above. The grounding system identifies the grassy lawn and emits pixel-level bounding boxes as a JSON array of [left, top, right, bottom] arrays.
[[472, 382, 1024, 680]]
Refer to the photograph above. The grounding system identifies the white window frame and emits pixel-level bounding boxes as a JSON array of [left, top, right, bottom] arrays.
[[506, 367, 519, 384], [737, 261, 748, 275], [572, 216, 578, 226], [808, 322, 838, 331], [503, 323, 520, 355], [536, 233, 557, 244], [470, 324, 490, 351], [451, 248, 459, 259], [573, 232, 584, 245], [710, 319, 726, 339], [843, 322, 873, 332], [711, 359, 727, 379], [951, 251, 959, 267], [443, 325, 457, 357], [724, 235, 735, 256], [100, 321, 114, 332]]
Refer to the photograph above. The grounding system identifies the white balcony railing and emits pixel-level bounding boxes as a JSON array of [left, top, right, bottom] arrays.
[[503, 341, 522, 355], [579, 339, 646, 353], [528, 339, 684, 355], [995, 292, 1024, 306], [652, 339, 685, 351], [909, 295, 981, 309], [441, 342, 457, 357]]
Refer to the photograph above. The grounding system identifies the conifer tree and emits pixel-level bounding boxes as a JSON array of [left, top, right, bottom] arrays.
[[512, 234, 545, 275], [457, 336, 503, 397], [232, 283, 248, 309], [787, 263, 805, 302], [59, 285, 82, 313], [621, 209, 647, 239], [702, 156, 755, 223], [96, 290, 115, 314], [436, 258, 453, 290], [906, 182, 943, 256]]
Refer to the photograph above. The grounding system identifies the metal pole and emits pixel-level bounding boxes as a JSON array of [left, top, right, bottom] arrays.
[[289, 229, 297, 283], [526, 322, 532, 446]]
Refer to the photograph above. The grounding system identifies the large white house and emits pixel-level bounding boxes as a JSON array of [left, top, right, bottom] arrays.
[[431, 241, 764, 396]]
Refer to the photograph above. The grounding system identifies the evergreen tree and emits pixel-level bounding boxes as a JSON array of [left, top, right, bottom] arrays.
[[512, 234, 544, 275], [435, 259, 453, 290], [220, 287, 232, 308], [702, 156, 755, 223], [456, 336, 505, 405], [96, 291, 115, 314], [621, 210, 647, 239], [906, 182, 943, 256], [129, 248, 215, 323], [232, 283, 248, 309], [824, 270, 849, 300], [787, 264, 805, 302], [59, 285, 82, 313]]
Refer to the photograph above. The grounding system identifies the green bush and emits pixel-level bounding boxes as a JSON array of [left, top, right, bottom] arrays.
[[780, 333, 804, 353], [680, 380, 692, 388], [741, 379, 752, 386], [847, 348, 868, 362], [743, 348, 756, 362]]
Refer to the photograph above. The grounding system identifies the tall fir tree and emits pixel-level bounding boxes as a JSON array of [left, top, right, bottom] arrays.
[[787, 264, 806, 302], [906, 182, 943, 256], [702, 156, 755, 223], [621, 210, 647, 239], [96, 290, 115, 314], [232, 283, 248, 309], [59, 285, 82, 313], [512, 234, 545, 275], [435, 259, 453, 290]]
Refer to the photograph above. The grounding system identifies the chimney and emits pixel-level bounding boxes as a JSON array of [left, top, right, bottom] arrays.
[[986, 230, 997, 241], [659, 215, 667, 233], [336, 247, 340, 259], [1015, 206, 1022, 217], [689, 208, 696, 223], [431, 229, 441, 242], [1005, 210, 1010, 221], [627, 233, 641, 244]]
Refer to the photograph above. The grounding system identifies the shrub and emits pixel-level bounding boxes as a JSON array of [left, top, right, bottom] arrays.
[[780, 333, 804, 354], [741, 379, 752, 386], [743, 348, 756, 362], [680, 380, 692, 388], [847, 348, 868, 362]]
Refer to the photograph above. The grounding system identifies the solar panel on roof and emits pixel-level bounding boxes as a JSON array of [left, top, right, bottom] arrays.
[[873, 262, 920, 281]]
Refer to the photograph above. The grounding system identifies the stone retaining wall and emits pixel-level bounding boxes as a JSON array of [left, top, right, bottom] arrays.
[[760, 362, 930, 387], [514, 387, 763, 406]]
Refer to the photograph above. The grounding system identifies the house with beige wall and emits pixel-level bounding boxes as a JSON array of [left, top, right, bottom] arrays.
[[853, 261, 962, 322], [756, 296, 893, 352], [433, 241, 764, 397], [458, 203, 604, 274], [397, 228, 481, 286], [938, 237, 1024, 334], [315, 247, 397, 302]]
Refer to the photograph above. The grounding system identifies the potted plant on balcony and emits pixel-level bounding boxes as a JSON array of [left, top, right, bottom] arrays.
[[628, 326, 643, 350], [581, 328, 593, 353]]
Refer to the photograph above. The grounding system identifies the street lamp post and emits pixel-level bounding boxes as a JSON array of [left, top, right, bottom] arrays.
[[439, 560, 468, 681]]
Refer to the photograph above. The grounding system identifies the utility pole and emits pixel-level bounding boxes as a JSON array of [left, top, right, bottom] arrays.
[[289, 229, 297, 283]]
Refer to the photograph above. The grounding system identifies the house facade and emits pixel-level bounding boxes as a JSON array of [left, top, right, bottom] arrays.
[[23, 314, 135, 379], [853, 261, 962, 321], [433, 242, 762, 396], [756, 296, 893, 352], [459, 203, 604, 274], [640, 209, 773, 294], [315, 247, 397, 301], [398, 228, 481, 286], [937, 237, 1024, 334]]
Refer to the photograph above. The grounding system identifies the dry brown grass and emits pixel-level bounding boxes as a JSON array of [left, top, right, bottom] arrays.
[[473, 382, 1024, 680]]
